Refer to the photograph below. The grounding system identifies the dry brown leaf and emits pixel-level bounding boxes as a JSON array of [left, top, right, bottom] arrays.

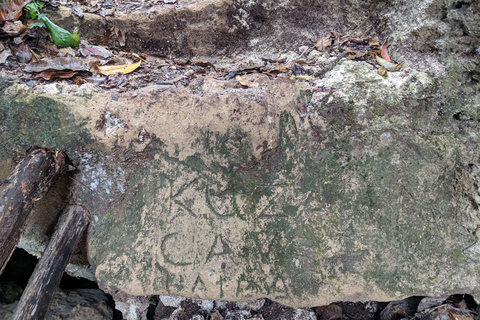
[[38, 39, 60, 55], [315, 32, 341, 51], [314, 36, 333, 51], [95, 28, 113, 46], [346, 50, 368, 60], [451, 314, 474, 320], [313, 86, 335, 93], [381, 42, 392, 62], [80, 45, 112, 58], [11, 42, 32, 63], [36, 70, 77, 80], [58, 47, 76, 58], [235, 75, 259, 88], [208, 310, 224, 320], [430, 306, 457, 320], [29, 49, 40, 62], [355, 51, 367, 58], [376, 55, 403, 71], [454, 299, 468, 310], [377, 65, 388, 77], [73, 76, 86, 85], [297, 97, 308, 117], [164, 75, 184, 84], [112, 26, 126, 46], [339, 36, 360, 45], [25, 57, 102, 72], [0, 20, 26, 36], [276, 61, 291, 71], [294, 59, 316, 66], [0, 48, 12, 64], [194, 60, 217, 70], [102, 72, 127, 88], [0, 0, 31, 22]]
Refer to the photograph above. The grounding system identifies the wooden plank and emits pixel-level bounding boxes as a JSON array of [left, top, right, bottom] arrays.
[[0, 146, 66, 274], [11, 204, 91, 320]]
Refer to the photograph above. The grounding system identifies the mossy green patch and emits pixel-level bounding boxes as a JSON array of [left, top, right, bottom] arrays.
[[0, 93, 91, 160], [373, 105, 385, 117], [198, 128, 253, 167]]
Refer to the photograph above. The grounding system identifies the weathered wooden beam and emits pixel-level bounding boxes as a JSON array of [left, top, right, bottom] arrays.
[[0, 146, 66, 274], [11, 204, 91, 320]]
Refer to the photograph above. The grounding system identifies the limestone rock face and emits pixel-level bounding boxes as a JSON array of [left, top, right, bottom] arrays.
[[86, 64, 480, 307], [0, 0, 479, 309]]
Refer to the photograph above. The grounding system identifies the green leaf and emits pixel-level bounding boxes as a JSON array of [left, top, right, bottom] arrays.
[[23, 1, 44, 19], [29, 21, 45, 28], [40, 16, 80, 47]]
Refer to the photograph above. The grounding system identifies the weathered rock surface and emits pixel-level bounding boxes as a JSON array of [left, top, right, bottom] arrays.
[[0, 0, 479, 309], [0, 288, 112, 320], [85, 63, 480, 307], [106, 288, 150, 320]]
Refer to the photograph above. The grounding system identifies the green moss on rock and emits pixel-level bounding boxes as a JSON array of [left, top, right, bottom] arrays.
[[0, 88, 91, 159]]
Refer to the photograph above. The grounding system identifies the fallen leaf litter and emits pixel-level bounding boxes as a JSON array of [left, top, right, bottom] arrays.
[[0, 1, 404, 107]]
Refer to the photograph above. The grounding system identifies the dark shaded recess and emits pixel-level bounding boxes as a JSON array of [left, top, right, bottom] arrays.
[[146, 301, 156, 320], [107, 294, 125, 320], [453, 111, 476, 121], [0, 248, 123, 319], [0, 248, 100, 292], [342, 301, 377, 320], [0, 248, 37, 291], [258, 300, 296, 320], [450, 1, 470, 9], [446, 294, 478, 311], [58, 272, 98, 290]]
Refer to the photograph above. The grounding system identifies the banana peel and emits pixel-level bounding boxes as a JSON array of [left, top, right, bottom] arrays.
[[98, 61, 142, 75]]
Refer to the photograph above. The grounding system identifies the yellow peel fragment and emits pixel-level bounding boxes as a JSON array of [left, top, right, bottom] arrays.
[[290, 75, 313, 80], [377, 65, 388, 77], [98, 61, 141, 75]]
